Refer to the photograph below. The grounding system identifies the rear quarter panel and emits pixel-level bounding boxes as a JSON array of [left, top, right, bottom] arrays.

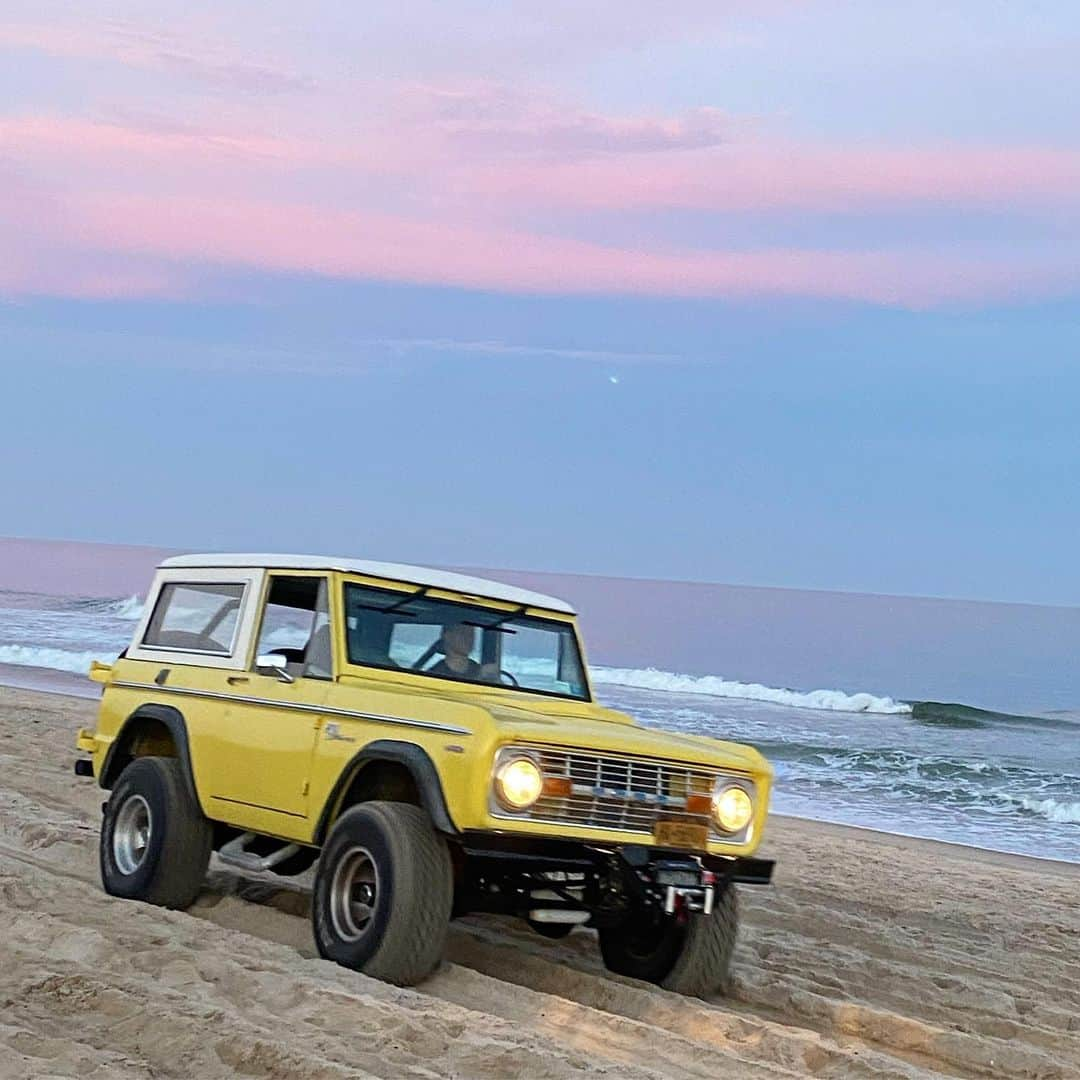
[[90, 657, 223, 817]]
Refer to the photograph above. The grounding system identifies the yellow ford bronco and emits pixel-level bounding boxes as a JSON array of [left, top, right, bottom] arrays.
[[75, 554, 774, 995]]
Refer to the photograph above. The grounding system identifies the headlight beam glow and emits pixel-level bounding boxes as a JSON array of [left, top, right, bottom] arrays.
[[493, 755, 543, 811], [712, 782, 754, 834]]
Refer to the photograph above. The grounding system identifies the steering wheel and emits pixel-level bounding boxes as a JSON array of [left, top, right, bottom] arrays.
[[498, 669, 519, 687]]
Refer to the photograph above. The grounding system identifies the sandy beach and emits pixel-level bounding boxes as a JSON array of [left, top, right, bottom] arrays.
[[1, 684, 1078, 1079]]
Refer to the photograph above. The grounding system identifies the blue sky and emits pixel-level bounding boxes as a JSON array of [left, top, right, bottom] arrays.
[[2, 3, 1079, 603], [5, 283, 1079, 605]]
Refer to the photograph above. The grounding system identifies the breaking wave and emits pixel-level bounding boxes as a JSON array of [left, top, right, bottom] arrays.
[[77, 594, 144, 620], [909, 700, 1078, 730], [0, 644, 107, 675], [591, 666, 911, 715], [1018, 797, 1080, 825], [106, 594, 144, 619]]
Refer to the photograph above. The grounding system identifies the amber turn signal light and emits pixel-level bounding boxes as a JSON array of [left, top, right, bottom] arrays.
[[541, 776, 572, 798]]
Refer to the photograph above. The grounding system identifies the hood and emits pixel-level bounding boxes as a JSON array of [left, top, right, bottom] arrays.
[[482, 700, 772, 777], [336, 674, 771, 777]]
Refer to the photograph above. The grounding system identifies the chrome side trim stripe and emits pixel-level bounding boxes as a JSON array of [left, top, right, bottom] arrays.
[[208, 794, 307, 818], [110, 680, 473, 736]]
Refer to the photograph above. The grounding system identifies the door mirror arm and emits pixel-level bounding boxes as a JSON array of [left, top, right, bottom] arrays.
[[256, 653, 295, 683]]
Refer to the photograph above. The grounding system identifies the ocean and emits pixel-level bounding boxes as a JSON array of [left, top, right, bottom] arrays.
[[0, 542, 1077, 863]]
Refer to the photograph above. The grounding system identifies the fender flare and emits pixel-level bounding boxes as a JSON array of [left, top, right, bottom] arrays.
[[316, 740, 459, 842], [99, 704, 200, 808]]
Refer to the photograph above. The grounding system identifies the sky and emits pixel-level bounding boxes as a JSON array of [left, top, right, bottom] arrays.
[[2, 2, 1079, 604]]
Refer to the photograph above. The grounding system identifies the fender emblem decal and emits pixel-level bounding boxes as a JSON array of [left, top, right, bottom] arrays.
[[325, 723, 356, 742]]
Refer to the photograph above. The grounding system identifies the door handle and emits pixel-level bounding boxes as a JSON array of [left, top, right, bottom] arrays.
[[227, 675, 250, 686]]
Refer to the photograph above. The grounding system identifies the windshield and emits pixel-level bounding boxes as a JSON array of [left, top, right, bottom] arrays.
[[343, 583, 589, 701]]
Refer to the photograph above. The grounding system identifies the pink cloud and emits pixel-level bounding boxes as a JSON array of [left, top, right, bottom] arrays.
[[1, 2, 1077, 312], [0, 5, 779, 91], [21, 191, 1061, 308], [2, 84, 1080, 307], [457, 143, 1080, 213], [0, 20, 313, 94], [8, 108, 1080, 215], [380, 83, 1080, 212], [0, 240, 186, 300], [400, 82, 734, 157], [0, 113, 310, 166]]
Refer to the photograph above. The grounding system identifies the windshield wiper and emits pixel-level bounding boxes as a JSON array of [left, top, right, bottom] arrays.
[[349, 586, 429, 619], [463, 604, 528, 633]]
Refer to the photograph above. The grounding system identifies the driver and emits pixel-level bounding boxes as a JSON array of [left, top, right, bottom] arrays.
[[426, 623, 483, 680]]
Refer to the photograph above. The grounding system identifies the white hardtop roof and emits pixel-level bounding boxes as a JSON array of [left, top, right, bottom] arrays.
[[159, 553, 575, 614]]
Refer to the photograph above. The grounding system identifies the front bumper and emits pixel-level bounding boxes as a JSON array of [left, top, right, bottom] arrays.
[[458, 829, 774, 885]]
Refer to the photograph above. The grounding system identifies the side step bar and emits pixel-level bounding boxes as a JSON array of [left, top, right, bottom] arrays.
[[217, 832, 301, 873]]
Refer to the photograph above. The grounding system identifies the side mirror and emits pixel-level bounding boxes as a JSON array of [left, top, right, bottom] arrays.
[[256, 653, 294, 683]]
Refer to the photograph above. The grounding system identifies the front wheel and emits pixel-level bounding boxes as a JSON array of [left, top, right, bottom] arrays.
[[100, 756, 213, 909], [312, 802, 453, 986], [598, 885, 738, 998]]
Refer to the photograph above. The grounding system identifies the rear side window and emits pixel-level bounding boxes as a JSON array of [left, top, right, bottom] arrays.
[[142, 582, 245, 655], [254, 576, 332, 679]]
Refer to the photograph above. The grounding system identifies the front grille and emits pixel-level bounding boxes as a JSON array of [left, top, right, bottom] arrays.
[[528, 747, 718, 835]]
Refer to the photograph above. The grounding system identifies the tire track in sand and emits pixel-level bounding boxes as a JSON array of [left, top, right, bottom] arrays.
[[2, 686, 1078, 1079]]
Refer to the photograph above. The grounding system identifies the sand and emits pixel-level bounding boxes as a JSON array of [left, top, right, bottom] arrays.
[[0, 685, 1077, 1079]]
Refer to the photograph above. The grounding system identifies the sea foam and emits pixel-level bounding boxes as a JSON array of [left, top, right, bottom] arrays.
[[1019, 796, 1080, 825], [101, 595, 144, 620], [591, 666, 911, 714], [0, 645, 106, 675]]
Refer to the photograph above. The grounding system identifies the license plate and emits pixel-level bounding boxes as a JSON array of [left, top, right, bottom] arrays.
[[654, 820, 709, 850], [656, 869, 699, 888]]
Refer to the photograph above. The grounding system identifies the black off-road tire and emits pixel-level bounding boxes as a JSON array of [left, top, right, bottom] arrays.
[[598, 885, 738, 998], [312, 802, 453, 986], [100, 756, 213, 910]]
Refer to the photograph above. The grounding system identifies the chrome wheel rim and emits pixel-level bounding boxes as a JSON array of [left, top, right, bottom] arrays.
[[329, 846, 379, 942], [113, 794, 152, 876]]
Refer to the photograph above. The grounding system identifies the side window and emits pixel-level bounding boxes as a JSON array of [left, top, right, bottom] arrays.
[[254, 576, 332, 679], [143, 582, 245, 655]]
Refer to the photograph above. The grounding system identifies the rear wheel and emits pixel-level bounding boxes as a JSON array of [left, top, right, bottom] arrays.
[[598, 885, 738, 997], [100, 756, 213, 909], [312, 802, 453, 986]]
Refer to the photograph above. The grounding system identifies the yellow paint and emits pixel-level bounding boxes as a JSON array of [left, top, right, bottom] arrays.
[[81, 569, 773, 855], [88, 660, 112, 684]]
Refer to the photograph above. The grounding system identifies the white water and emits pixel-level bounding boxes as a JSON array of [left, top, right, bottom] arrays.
[[100, 594, 144, 620], [1019, 796, 1080, 825], [0, 644, 105, 675], [0, 592, 143, 675], [592, 665, 911, 715]]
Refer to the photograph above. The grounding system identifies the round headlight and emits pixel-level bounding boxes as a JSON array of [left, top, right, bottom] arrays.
[[712, 783, 753, 834], [494, 755, 543, 811]]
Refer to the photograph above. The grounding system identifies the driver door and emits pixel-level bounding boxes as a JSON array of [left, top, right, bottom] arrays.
[[206, 574, 332, 834]]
